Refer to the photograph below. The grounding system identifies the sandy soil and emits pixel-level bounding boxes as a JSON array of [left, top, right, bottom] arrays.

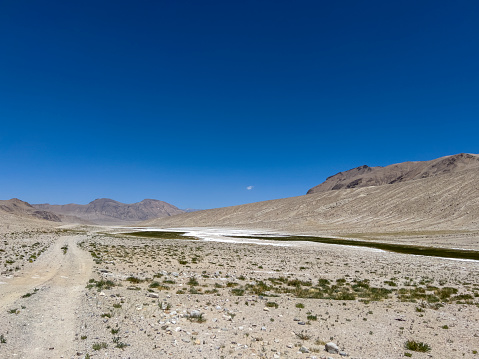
[[0, 231, 93, 358]]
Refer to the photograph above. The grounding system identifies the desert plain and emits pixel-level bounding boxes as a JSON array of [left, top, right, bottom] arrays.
[[0, 221, 478, 359]]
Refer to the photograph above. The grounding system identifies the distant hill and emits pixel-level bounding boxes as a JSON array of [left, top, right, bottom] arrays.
[[0, 198, 61, 222], [34, 198, 184, 225], [307, 153, 479, 194], [141, 153, 479, 235]]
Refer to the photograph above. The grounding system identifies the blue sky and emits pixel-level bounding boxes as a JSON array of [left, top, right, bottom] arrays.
[[1, 0, 478, 209]]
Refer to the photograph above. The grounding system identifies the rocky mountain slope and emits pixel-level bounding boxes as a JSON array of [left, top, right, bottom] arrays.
[[34, 198, 184, 225], [0, 198, 61, 223], [307, 153, 479, 194], [142, 154, 479, 235]]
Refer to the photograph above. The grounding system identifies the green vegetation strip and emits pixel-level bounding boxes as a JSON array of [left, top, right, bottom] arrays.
[[120, 231, 198, 240], [232, 235, 479, 261]]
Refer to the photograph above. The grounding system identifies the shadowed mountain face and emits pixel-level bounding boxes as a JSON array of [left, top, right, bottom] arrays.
[[142, 153, 479, 235], [34, 198, 184, 225], [307, 153, 479, 194], [0, 198, 62, 222]]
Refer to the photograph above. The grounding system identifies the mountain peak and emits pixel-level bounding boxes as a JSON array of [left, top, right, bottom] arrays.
[[307, 153, 479, 194]]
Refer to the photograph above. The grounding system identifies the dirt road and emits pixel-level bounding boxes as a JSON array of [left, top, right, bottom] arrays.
[[0, 235, 93, 358]]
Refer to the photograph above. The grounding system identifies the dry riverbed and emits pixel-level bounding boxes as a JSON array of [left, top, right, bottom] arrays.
[[1, 226, 479, 358]]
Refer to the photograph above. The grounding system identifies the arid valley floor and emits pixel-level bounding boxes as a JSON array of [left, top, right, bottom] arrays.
[[1, 223, 478, 359]]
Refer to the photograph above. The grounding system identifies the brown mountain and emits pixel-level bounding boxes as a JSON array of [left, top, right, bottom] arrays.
[[142, 153, 479, 235], [307, 153, 479, 194], [0, 198, 61, 222], [34, 198, 184, 225]]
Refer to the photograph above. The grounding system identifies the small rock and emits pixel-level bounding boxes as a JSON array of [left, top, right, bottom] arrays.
[[148, 293, 159, 298], [299, 346, 309, 353], [325, 342, 339, 354]]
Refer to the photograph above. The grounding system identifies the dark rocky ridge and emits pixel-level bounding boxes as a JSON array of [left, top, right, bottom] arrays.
[[307, 153, 479, 194]]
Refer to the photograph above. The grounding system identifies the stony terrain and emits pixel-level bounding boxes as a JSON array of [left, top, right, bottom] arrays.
[[0, 221, 478, 359]]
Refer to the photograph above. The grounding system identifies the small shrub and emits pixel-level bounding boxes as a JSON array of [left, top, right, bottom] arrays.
[[295, 331, 311, 340], [125, 276, 143, 284], [187, 278, 199, 286], [266, 301, 279, 308], [296, 303, 305, 308], [92, 342, 108, 351], [187, 312, 206, 323], [404, 340, 431, 352]]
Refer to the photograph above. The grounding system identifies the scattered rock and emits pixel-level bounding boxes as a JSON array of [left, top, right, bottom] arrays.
[[325, 342, 339, 354]]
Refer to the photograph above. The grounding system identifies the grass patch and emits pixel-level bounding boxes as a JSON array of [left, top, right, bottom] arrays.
[[92, 342, 108, 351], [404, 340, 431, 352], [86, 278, 116, 291]]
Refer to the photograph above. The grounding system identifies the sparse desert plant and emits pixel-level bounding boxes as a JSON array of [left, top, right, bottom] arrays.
[[116, 341, 127, 349], [92, 342, 108, 350], [187, 277, 199, 286], [265, 301, 279, 308], [187, 312, 206, 323], [315, 338, 326, 346], [125, 276, 143, 284], [0, 334, 6, 344], [404, 340, 431, 352], [295, 331, 311, 340], [296, 303, 305, 308], [231, 288, 245, 296]]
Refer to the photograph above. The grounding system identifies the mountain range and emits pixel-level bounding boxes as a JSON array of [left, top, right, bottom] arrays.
[[33, 198, 184, 225]]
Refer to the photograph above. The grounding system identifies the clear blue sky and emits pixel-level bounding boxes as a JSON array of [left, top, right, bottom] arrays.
[[1, 1, 478, 209]]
